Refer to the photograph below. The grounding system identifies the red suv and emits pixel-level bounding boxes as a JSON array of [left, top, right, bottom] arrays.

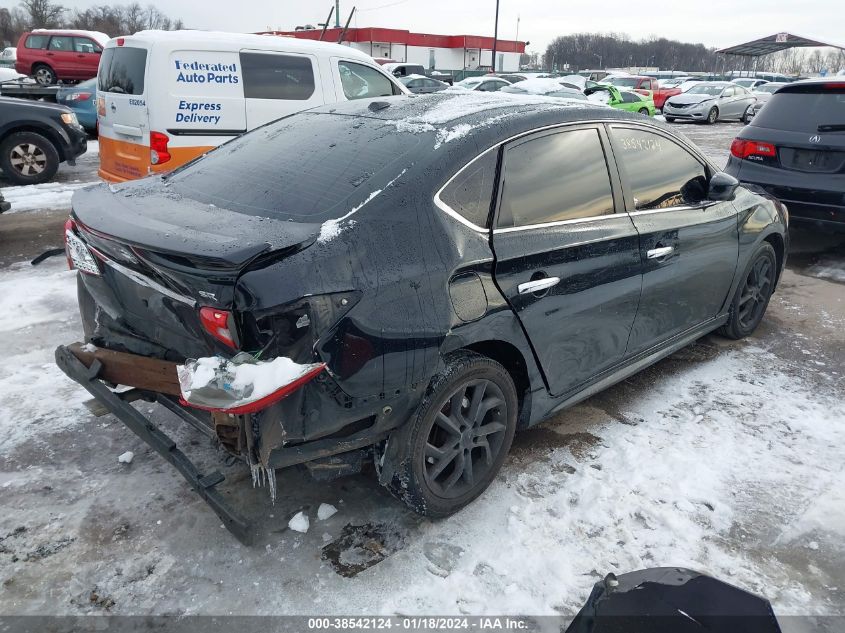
[[15, 30, 108, 85]]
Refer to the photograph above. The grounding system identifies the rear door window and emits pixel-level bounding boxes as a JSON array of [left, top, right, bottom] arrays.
[[98, 46, 147, 95], [609, 127, 708, 210], [338, 61, 397, 99], [752, 87, 845, 133], [25, 34, 49, 49], [48, 36, 73, 52], [240, 52, 315, 100], [497, 128, 615, 228]]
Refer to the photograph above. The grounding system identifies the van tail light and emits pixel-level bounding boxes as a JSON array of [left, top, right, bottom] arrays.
[[731, 138, 777, 160], [199, 307, 237, 349], [150, 131, 171, 165], [96, 96, 105, 116], [177, 356, 326, 415]]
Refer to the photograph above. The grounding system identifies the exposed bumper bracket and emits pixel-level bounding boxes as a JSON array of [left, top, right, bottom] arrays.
[[55, 344, 255, 545]]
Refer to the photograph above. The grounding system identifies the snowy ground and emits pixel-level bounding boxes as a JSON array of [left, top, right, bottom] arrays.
[[1, 124, 844, 619]]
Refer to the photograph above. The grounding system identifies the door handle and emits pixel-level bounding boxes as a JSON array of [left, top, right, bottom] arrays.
[[647, 246, 674, 259], [518, 277, 560, 295]]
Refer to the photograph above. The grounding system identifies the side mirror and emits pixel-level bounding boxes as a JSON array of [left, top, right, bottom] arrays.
[[708, 172, 739, 201]]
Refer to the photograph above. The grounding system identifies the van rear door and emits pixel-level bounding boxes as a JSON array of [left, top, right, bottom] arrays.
[[97, 44, 150, 181], [239, 50, 323, 128]]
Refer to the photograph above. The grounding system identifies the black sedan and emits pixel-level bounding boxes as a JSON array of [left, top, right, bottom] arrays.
[[57, 93, 788, 540]]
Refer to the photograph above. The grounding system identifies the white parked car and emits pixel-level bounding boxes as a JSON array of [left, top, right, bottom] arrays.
[[0, 47, 16, 68]]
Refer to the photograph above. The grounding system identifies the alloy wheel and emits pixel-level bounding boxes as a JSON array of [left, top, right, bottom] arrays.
[[9, 143, 48, 176], [35, 67, 54, 85], [423, 378, 508, 499], [737, 255, 772, 330]]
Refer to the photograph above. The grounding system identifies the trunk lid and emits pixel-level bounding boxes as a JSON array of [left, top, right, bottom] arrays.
[[71, 181, 320, 360]]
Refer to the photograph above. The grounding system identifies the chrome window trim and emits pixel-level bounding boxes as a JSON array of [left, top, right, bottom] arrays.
[[103, 257, 197, 307], [433, 117, 697, 233], [492, 212, 620, 234], [627, 203, 711, 216]]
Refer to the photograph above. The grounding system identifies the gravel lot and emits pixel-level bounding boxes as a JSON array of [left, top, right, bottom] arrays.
[[1, 121, 843, 619]]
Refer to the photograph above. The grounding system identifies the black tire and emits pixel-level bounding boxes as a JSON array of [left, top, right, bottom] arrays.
[[379, 351, 518, 518], [741, 105, 753, 124], [706, 107, 718, 124], [665, 116, 676, 123], [0, 131, 60, 185], [638, 107, 649, 116], [719, 242, 777, 340], [33, 63, 56, 86]]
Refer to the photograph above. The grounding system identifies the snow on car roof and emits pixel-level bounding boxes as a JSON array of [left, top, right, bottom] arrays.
[[404, 74, 429, 80], [115, 30, 374, 61], [505, 77, 578, 95], [32, 29, 110, 45]]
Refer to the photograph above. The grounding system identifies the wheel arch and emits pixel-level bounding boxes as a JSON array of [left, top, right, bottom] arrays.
[[0, 124, 66, 162], [763, 231, 785, 290], [459, 339, 533, 428]]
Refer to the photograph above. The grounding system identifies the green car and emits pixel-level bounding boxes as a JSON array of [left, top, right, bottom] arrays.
[[585, 84, 656, 117]]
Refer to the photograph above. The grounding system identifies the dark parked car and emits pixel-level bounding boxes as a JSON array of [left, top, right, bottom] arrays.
[[725, 79, 844, 229], [0, 190, 9, 213], [57, 93, 788, 542], [399, 74, 448, 94], [56, 77, 97, 133], [0, 96, 87, 185]]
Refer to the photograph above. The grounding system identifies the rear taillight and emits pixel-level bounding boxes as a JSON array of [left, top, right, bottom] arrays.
[[67, 92, 92, 102], [64, 218, 101, 275], [177, 356, 326, 415], [63, 217, 75, 270], [200, 307, 237, 348], [150, 131, 171, 165], [96, 96, 105, 116], [731, 138, 777, 160]]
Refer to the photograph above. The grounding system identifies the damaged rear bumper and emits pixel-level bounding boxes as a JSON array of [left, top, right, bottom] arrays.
[[54, 343, 255, 544], [54, 343, 398, 543]]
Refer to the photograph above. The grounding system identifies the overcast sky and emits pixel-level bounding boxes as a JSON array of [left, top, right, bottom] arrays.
[[59, 0, 844, 54]]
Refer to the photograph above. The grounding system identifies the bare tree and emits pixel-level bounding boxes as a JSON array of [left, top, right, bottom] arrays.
[[19, 0, 65, 28]]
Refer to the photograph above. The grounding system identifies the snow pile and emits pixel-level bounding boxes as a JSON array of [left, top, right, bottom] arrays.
[[318, 503, 338, 520], [117, 451, 134, 464], [587, 90, 612, 104], [177, 355, 322, 410], [0, 68, 28, 82], [509, 77, 578, 95], [288, 511, 310, 534], [806, 257, 845, 283], [2, 181, 97, 213]]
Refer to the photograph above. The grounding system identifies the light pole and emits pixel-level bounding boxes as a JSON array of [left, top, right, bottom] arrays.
[[491, 0, 500, 73], [593, 52, 602, 69]]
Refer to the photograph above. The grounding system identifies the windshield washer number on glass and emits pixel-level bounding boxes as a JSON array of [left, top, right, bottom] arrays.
[[619, 136, 663, 152]]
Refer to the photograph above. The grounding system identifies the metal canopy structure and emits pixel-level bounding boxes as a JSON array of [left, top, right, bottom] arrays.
[[717, 32, 845, 57]]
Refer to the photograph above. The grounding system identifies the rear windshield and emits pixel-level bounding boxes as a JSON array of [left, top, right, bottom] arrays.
[[98, 46, 147, 95], [166, 113, 420, 222], [752, 88, 845, 133]]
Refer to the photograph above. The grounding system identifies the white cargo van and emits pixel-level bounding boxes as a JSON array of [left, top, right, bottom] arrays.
[[96, 30, 408, 182]]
